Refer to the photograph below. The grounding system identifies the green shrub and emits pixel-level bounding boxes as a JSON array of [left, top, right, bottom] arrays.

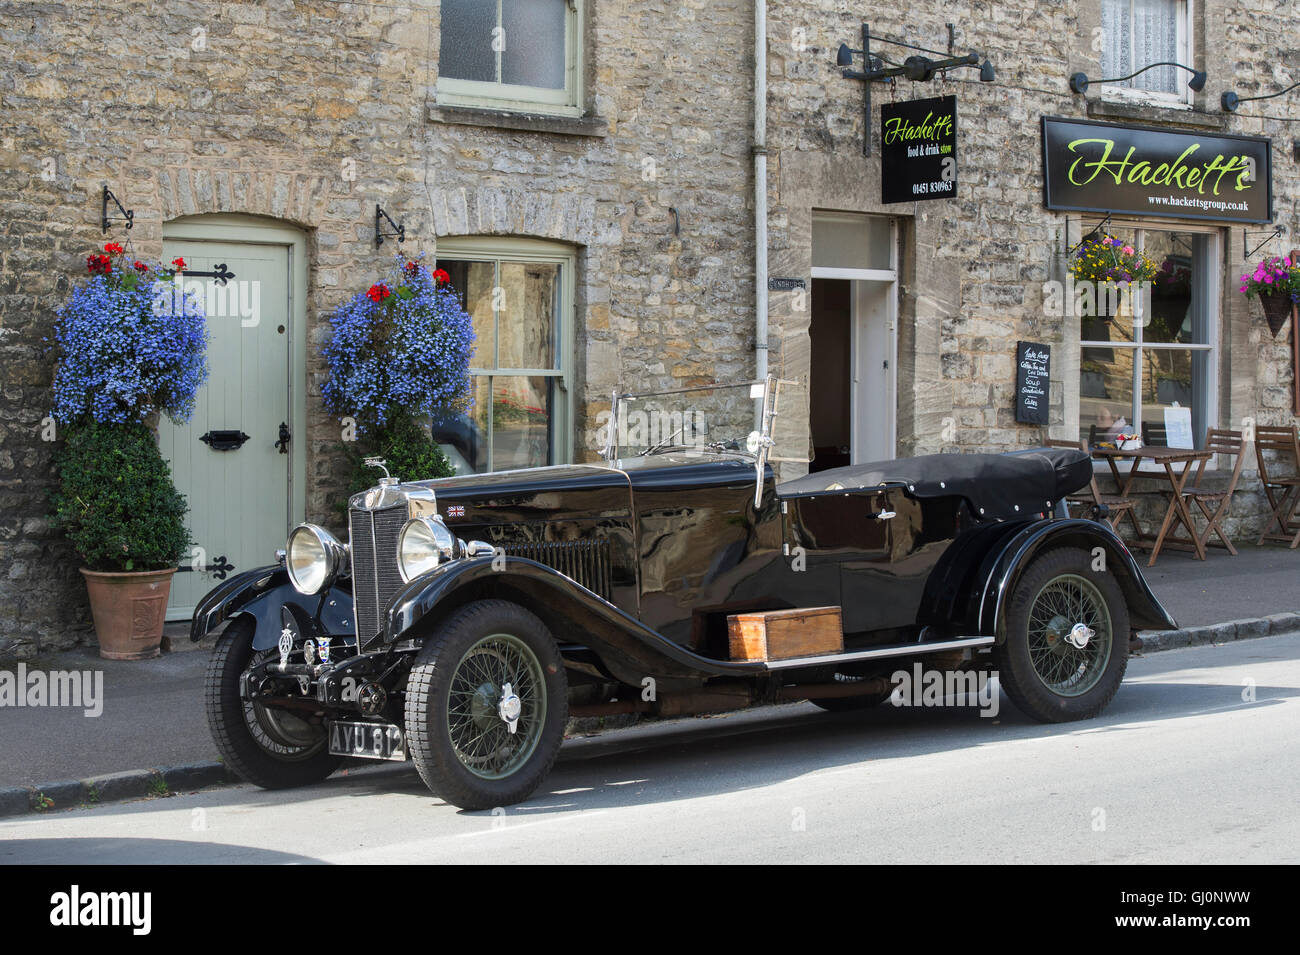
[[50, 421, 190, 571], [335, 411, 456, 514]]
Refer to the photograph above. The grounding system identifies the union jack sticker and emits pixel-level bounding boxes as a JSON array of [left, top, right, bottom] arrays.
[[446, 503, 466, 519]]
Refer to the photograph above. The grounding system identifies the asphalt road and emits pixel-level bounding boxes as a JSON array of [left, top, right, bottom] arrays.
[[2, 634, 1296, 864]]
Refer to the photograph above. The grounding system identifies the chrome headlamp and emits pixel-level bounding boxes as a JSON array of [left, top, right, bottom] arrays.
[[397, 516, 459, 582], [285, 524, 349, 595]]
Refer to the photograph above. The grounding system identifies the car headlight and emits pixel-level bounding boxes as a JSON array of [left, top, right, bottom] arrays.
[[397, 517, 458, 582], [285, 524, 348, 595]]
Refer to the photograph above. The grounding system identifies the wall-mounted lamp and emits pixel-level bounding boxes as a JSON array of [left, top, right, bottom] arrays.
[[1222, 80, 1300, 113], [836, 23, 993, 156], [1069, 62, 1205, 95]]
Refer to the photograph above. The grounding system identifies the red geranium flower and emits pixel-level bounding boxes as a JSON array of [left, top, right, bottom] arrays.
[[404, 261, 419, 275], [86, 254, 112, 274], [132, 261, 148, 272], [171, 257, 187, 271], [366, 283, 391, 302], [432, 268, 450, 286], [104, 242, 125, 256]]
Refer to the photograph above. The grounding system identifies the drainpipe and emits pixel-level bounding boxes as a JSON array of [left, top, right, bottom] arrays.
[[754, 0, 768, 385]]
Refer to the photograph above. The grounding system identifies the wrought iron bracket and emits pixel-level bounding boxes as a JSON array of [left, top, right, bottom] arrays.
[[176, 555, 235, 580], [375, 204, 405, 248], [1066, 213, 1113, 257], [102, 185, 134, 234], [1243, 226, 1283, 259], [183, 263, 236, 286], [836, 23, 991, 156]]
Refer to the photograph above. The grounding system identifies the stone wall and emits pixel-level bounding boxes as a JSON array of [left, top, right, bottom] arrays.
[[0, 0, 757, 653], [1, 0, 1296, 653]]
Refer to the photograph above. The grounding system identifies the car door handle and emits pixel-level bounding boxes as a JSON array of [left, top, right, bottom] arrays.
[[276, 422, 290, 454]]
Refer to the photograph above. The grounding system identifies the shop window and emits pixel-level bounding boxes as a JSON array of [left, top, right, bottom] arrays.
[[438, 0, 582, 115], [1099, 0, 1191, 103], [1079, 228, 1218, 450], [434, 238, 574, 473]]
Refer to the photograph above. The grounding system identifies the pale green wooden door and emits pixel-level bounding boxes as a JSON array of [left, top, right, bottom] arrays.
[[158, 240, 292, 620]]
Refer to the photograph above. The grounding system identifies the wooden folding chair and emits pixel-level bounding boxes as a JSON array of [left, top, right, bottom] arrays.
[[1254, 425, 1300, 548], [1178, 428, 1246, 555], [1045, 438, 1140, 536]]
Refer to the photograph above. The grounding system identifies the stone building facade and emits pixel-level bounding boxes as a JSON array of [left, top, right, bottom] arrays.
[[0, 0, 1296, 652]]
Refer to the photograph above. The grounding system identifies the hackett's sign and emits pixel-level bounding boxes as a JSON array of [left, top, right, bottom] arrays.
[[881, 95, 957, 204], [1041, 117, 1272, 224]]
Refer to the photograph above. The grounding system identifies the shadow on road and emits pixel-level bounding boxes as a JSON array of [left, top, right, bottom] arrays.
[[6, 673, 1295, 828], [0, 836, 324, 864]]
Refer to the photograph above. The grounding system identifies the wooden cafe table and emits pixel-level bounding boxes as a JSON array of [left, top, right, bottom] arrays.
[[1091, 445, 1214, 566]]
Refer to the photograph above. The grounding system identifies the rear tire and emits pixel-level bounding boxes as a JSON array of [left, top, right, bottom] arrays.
[[994, 547, 1129, 723], [204, 616, 341, 789], [405, 600, 568, 810]]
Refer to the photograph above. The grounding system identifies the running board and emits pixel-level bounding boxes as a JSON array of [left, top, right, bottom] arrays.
[[763, 635, 995, 671]]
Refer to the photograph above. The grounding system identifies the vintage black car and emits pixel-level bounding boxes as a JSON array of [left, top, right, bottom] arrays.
[[194, 379, 1176, 810]]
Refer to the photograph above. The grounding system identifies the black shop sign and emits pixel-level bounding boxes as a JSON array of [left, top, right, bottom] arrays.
[[1042, 117, 1272, 224], [881, 95, 957, 204]]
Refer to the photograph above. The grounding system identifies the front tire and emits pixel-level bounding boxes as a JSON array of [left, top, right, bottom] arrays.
[[994, 547, 1129, 723], [204, 616, 341, 789], [405, 600, 568, 810]]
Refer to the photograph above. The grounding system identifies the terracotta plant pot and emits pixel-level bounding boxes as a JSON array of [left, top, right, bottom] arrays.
[[80, 567, 175, 660], [1258, 291, 1296, 338]]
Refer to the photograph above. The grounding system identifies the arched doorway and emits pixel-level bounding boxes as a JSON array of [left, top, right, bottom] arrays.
[[157, 215, 309, 620]]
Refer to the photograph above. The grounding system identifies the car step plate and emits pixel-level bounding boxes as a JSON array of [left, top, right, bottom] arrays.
[[328, 720, 409, 761]]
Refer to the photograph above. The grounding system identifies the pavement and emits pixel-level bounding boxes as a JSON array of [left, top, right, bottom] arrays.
[[0, 542, 1297, 814], [3, 634, 1298, 864]]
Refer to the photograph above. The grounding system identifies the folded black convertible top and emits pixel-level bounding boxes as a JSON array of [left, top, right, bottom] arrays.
[[776, 448, 1092, 521]]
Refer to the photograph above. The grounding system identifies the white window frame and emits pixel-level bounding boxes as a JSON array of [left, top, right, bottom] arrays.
[[1098, 0, 1194, 109], [437, 0, 583, 116], [1077, 218, 1221, 458], [435, 236, 576, 471]]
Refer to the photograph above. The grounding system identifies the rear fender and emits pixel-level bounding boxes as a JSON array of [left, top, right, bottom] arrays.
[[975, 519, 1177, 639], [385, 556, 766, 691], [190, 565, 357, 652]]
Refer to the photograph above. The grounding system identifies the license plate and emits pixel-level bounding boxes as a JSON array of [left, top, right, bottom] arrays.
[[328, 721, 408, 761]]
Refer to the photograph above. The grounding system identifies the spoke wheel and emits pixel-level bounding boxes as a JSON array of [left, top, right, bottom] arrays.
[[405, 600, 568, 810], [1025, 574, 1112, 697], [447, 634, 547, 780], [995, 547, 1129, 723]]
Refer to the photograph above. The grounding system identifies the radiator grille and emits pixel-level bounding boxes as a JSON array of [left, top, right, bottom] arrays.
[[501, 539, 612, 601], [349, 502, 408, 644]]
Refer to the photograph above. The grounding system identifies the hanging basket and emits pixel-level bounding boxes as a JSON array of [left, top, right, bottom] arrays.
[[1258, 292, 1296, 338]]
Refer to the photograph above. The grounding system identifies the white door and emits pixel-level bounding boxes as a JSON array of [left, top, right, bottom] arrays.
[[850, 279, 897, 463], [157, 238, 294, 620]]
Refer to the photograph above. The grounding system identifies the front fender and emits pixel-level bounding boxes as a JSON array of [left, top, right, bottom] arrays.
[[190, 565, 357, 651], [976, 519, 1177, 639], [383, 556, 767, 689]]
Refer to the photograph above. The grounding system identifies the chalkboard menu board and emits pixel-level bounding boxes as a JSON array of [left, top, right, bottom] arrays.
[[1016, 342, 1050, 425]]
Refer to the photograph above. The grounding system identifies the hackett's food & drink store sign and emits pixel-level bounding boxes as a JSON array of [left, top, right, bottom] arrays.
[[1041, 117, 1272, 224], [881, 95, 957, 204]]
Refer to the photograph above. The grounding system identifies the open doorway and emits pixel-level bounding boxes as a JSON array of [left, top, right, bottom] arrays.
[[809, 279, 851, 471], [809, 213, 898, 471]]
